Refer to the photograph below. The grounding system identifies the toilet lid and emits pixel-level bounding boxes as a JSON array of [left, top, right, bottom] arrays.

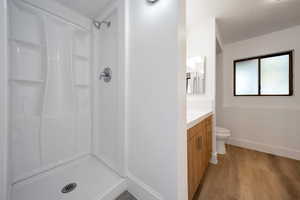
[[217, 132, 231, 137], [216, 127, 231, 134]]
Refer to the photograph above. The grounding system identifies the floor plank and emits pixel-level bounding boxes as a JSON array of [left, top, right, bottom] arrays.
[[195, 145, 300, 200]]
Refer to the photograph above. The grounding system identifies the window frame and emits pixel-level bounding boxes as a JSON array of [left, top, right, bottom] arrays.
[[233, 51, 294, 96]]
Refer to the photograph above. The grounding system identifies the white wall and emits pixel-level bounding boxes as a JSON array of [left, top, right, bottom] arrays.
[[217, 25, 300, 160], [92, 1, 127, 176], [127, 0, 187, 199], [0, 0, 8, 199], [186, 17, 218, 162], [187, 18, 216, 103], [216, 53, 223, 122]]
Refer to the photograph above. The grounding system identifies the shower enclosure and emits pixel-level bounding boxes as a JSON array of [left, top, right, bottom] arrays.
[[4, 0, 126, 199]]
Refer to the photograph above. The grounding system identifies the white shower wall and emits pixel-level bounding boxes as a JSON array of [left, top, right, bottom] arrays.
[[9, 0, 92, 183], [92, 5, 126, 176]]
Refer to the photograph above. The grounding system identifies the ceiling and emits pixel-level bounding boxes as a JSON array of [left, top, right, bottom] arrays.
[[53, 0, 112, 18], [53, 0, 300, 44], [187, 0, 300, 44]]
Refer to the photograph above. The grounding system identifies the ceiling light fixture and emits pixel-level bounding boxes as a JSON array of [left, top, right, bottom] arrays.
[[267, 0, 289, 3], [147, 0, 159, 4]]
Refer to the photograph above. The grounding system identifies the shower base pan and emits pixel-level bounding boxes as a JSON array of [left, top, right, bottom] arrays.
[[12, 156, 127, 200]]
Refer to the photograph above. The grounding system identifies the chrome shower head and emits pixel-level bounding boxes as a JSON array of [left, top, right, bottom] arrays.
[[93, 20, 111, 29]]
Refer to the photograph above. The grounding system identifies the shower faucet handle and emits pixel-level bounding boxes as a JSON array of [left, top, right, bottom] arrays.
[[99, 67, 112, 83]]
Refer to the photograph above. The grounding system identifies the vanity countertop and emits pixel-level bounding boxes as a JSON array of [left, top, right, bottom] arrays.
[[187, 110, 213, 129]]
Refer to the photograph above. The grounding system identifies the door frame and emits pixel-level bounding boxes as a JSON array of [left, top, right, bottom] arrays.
[[0, 0, 9, 199]]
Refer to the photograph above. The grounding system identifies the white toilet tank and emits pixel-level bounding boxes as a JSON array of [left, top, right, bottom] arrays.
[[216, 127, 231, 138]]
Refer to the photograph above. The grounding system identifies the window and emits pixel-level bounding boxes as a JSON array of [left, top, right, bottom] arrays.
[[234, 51, 293, 96]]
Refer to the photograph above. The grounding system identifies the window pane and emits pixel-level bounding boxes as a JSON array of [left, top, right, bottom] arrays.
[[235, 59, 259, 95], [261, 55, 290, 95]]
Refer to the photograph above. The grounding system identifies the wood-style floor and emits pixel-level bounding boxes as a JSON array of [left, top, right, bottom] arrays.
[[195, 145, 300, 200]]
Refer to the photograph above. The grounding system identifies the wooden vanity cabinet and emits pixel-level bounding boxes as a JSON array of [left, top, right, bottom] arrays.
[[187, 115, 213, 200]]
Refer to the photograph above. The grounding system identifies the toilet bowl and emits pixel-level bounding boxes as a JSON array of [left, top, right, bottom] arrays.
[[216, 127, 231, 154]]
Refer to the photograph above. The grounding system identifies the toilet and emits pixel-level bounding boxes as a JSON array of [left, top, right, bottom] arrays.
[[216, 127, 231, 154]]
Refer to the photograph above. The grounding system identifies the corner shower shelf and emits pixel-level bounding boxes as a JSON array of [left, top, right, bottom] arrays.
[[9, 38, 43, 49], [10, 78, 44, 84]]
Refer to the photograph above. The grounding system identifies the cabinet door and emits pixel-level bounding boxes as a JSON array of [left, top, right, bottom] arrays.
[[205, 117, 213, 160], [187, 116, 213, 200], [196, 123, 205, 184], [188, 135, 198, 200], [203, 120, 209, 168]]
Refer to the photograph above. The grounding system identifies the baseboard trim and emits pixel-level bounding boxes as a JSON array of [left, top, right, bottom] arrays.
[[228, 138, 300, 161], [127, 173, 164, 200], [210, 151, 218, 164]]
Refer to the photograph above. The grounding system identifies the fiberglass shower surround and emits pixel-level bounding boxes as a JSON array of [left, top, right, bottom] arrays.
[[7, 1, 126, 200], [9, 0, 91, 182]]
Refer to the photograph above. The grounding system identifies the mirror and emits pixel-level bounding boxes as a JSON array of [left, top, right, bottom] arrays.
[[186, 56, 206, 95]]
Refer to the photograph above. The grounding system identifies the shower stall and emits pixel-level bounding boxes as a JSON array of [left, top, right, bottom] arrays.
[[4, 0, 127, 199]]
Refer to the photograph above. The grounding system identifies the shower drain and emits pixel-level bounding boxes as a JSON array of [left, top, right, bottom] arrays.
[[61, 182, 77, 194]]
